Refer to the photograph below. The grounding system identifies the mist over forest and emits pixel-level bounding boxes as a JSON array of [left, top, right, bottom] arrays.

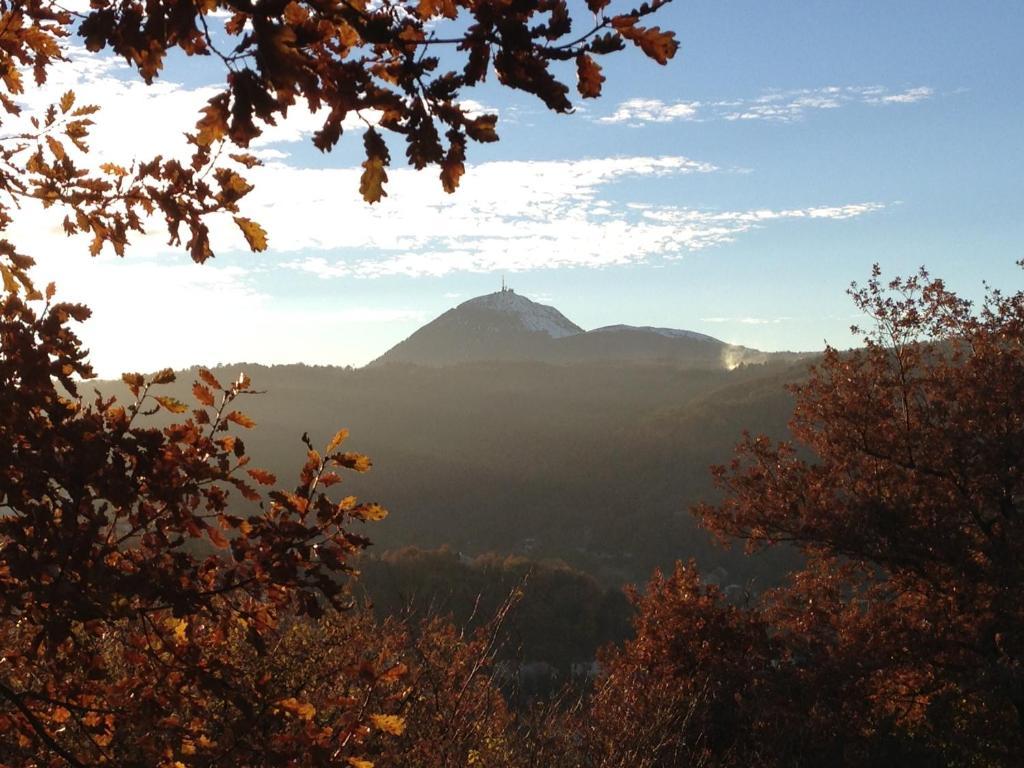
[[97, 355, 801, 585]]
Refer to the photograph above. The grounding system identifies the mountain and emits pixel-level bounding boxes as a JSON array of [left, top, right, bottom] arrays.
[[372, 288, 804, 369], [371, 288, 583, 366]]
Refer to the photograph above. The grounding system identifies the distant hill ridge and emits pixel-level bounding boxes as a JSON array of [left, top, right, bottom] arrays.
[[371, 287, 806, 369]]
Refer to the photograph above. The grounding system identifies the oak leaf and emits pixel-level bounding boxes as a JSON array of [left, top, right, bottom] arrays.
[[234, 216, 268, 252]]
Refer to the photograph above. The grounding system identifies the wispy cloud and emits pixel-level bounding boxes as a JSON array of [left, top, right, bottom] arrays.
[[702, 316, 793, 325], [270, 157, 884, 279], [599, 85, 935, 125]]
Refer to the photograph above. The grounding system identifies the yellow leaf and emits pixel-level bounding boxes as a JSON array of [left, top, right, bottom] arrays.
[[355, 503, 388, 522], [347, 760, 374, 768], [234, 216, 267, 252], [370, 714, 406, 736], [167, 618, 188, 643], [360, 129, 389, 204], [154, 396, 188, 414], [278, 697, 316, 720], [326, 428, 349, 453]]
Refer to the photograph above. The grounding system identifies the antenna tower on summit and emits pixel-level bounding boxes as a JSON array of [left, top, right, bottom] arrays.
[[501, 275, 508, 293]]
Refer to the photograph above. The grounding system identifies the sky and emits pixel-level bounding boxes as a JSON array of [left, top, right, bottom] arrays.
[[15, 1, 1024, 376]]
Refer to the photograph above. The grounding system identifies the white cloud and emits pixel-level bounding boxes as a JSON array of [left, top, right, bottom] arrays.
[[599, 85, 935, 124], [867, 86, 934, 105], [599, 98, 701, 125]]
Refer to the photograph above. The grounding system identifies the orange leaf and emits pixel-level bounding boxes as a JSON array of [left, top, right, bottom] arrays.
[[576, 54, 605, 98], [229, 153, 263, 168], [613, 20, 678, 65], [192, 382, 215, 407], [45, 135, 65, 161], [208, 527, 229, 549], [226, 410, 256, 429], [199, 368, 222, 390], [417, 0, 456, 19], [247, 468, 277, 485]]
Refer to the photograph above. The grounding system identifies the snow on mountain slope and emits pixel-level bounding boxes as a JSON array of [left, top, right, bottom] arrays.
[[591, 324, 720, 343], [460, 290, 582, 338]]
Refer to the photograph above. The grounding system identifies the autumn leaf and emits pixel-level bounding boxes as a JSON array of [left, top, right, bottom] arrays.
[[192, 382, 215, 407], [370, 714, 406, 735], [59, 90, 75, 113], [576, 54, 605, 98], [166, 618, 188, 644], [278, 697, 316, 720], [612, 19, 679, 65], [195, 92, 229, 146], [377, 662, 407, 684], [45, 135, 65, 161], [247, 468, 277, 486], [347, 760, 374, 768], [234, 216, 267, 251], [154, 396, 188, 413], [465, 114, 498, 143], [353, 503, 388, 522], [360, 129, 390, 204], [417, 0, 456, 19], [331, 452, 372, 472], [225, 410, 256, 428], [198, 368, 222, 390], [326, 428, 349, 453], [229, 153, 263, 168]]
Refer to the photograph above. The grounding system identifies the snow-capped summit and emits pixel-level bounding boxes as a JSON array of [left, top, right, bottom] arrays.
[[370, 287, 582, 366], [458, 288, 582, 339]]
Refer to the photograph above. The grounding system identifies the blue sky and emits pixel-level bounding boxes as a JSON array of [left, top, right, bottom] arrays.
[[19, 1, 1024, 374]]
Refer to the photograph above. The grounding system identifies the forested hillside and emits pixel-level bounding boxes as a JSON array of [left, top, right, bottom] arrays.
[[94, 357, 807, 586]]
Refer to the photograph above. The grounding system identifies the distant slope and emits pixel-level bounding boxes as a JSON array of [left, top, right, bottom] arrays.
[[373, 289, 809, 370]]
